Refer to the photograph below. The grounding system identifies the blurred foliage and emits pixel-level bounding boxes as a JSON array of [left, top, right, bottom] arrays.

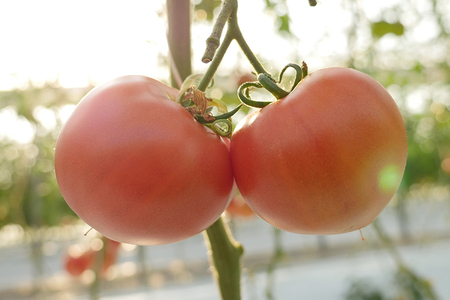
[[344, 266, 439, 300], [0, 83, 90, 230], [345, 279, 386, 300], [193, 0, 293, 34], [193, 0, 222, 21], [371, 21, 405, 38], [263, 0, 291, 34]]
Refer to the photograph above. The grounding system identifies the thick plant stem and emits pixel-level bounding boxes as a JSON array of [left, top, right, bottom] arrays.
[[198, 31, 234, 92], [204, 217, 244, 300], [202, 0, 237, 63], [166, 0, 192, 87]]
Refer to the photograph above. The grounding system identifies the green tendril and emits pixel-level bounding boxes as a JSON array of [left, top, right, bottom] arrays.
[[279, 63, 304, 93], [207, 119, 233, 137], [257, 73, 289, 99], [195, 103, 244, 124], [237, 82, 273, 108]]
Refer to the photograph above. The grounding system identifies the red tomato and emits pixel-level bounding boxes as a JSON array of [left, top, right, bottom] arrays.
[[64, 238, 121, 276], [236, 73, 256, 87], [230, 67, 407, 235], [55, 76, 233, 245], [65, 250, 93, 276], [226, 194, 254, 219]]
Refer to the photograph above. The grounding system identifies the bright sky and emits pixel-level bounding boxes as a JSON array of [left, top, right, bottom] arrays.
[[0, 0, 430, 91], [0, 0, 169, 90], [0, 0, 362, 91], [0, 0, 433, 144]]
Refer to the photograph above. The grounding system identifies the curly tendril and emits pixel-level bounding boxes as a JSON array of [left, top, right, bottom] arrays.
[[257, 73, 289, 100], [278, 63, 306, 93], [206, 119, 233, 137], [195, 103, 243, 124], [237, 82, 273, 108], [237, 62, 309, 109]]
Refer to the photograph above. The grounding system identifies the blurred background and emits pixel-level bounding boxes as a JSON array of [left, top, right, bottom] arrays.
[[0, 0, 449, 299]]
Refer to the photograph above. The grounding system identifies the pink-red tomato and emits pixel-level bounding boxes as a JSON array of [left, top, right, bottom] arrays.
[[55, 76, 233, 245], [64, 238, 121, 276], [230, 67, 407, 235], [236, 73, 256, 88], [65, 250, 93, 276], [226, 194, 255, 219]]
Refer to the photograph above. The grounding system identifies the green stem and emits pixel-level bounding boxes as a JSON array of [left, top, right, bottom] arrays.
[[90, 239, 107, 300], [372, 219, 439, 300], [372, 218, 403, 265], [204, 217, 244, 300], [265, 228, 284, 300], [202, 0, 236, 63], [198, 0, 269, 91], [228, 12, 268, 75], [198, 31, 234, 92]]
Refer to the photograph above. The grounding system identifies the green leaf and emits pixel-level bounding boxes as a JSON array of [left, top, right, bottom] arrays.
[[263, 0, 292, 35], [371, 21, 404, 38], [278, 14, 291, 34]]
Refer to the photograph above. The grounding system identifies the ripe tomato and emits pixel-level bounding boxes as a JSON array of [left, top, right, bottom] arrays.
[[230, 67, 407, 235], [65, 249, 93, 276], [55, 76, 233, 245], [64, 238, 121, 276], [236, 73, 256, 87], [226, 194, 254, 219]]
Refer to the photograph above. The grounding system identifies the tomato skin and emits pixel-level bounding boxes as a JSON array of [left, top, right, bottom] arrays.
[[230, 67, 407, 235], [55, 76, 233, 245]]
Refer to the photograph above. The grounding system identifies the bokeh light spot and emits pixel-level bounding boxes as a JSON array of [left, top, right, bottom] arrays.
[[378, 165, 402, 193]]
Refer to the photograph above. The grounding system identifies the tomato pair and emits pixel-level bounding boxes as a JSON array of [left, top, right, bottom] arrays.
[[55, 67, 407, 245]]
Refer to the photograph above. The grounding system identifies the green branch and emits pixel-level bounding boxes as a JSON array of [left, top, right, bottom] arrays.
[[198, 0, 269, 92], [203, 217, 244, 300]]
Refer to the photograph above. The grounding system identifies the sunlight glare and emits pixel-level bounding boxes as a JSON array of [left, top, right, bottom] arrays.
[[0, 107, 35, 144]]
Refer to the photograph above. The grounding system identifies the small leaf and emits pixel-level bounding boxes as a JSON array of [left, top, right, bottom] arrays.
[[371, 21, 405, 38], [277, 14, 291, 34]]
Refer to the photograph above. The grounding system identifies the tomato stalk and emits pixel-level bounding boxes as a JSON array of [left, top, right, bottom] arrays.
[[372, 219, 439, 299], [203, 217, 244, 300], [199, 1, 309, 109], [198, 0, 269, 92], [166, 0, 192, 88], [89, 237, 107, 300]]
